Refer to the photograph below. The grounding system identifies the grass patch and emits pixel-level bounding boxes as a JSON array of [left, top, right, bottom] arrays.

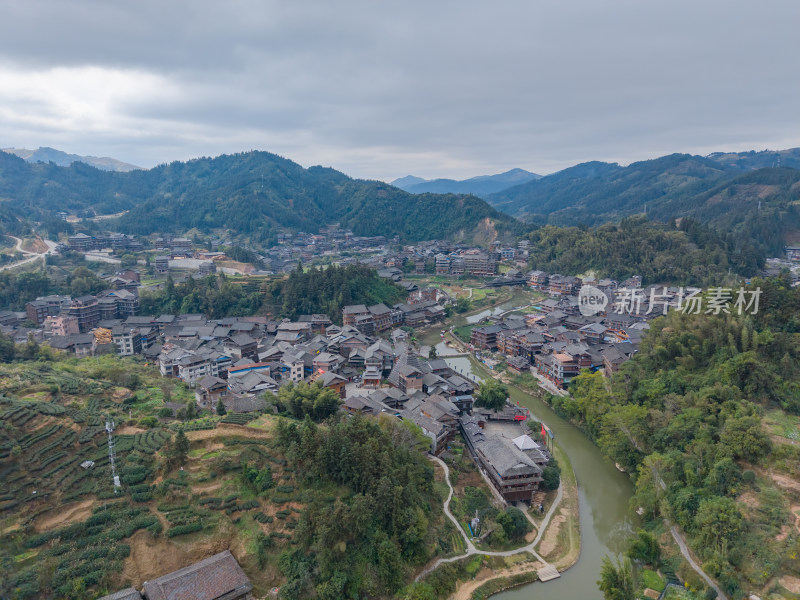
[[764, 409, 800, 442], [640, 568, 665, 592]]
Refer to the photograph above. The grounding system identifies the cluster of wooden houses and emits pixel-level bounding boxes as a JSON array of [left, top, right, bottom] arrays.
[[468, 274, 710, 388]]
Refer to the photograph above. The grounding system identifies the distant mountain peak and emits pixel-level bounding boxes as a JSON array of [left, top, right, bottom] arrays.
[[391, 175, 427, 188], [1, 146, 141, 172], [391, 168, 540, 197]]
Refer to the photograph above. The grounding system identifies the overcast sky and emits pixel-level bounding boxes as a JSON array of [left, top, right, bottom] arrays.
[[1, 1, 798, 181]]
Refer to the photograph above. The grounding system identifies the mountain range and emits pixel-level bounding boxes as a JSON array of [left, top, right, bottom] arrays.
[[1, 145, 799, 257], [391, 168, 540, 197], [0, 150, 516, 244], [484, 149, 800, 255], [2, 147, 141, 172]]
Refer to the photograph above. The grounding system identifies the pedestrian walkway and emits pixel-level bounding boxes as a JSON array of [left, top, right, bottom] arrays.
[[537, 564, 560, 581], [416, 455, 562, 582]]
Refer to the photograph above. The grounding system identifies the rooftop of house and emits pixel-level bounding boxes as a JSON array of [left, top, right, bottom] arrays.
[[342, 304, 369, 314], [141, 551, 252, 600], [476, 436, 541, 478]]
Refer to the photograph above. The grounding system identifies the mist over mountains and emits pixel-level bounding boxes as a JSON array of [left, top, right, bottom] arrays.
[[2, 147, 141, 172], [391, 168, 540, 197]]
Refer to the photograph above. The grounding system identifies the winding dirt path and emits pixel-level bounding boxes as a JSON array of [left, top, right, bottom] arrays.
[[0, 236, 57, 271], [35, 499, 97, 532], [451, 560, 542, 600], [415, 455, 562, 582]]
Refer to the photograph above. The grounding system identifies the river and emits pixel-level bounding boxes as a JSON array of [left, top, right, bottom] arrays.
[[423, 314, 635, 599]]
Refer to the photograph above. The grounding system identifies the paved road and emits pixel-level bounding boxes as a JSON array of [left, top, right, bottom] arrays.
[[668, 523, 728, 600], [656, 472, 727, 600], [0, 236, 57, 271], [415, 455, 563, 581]]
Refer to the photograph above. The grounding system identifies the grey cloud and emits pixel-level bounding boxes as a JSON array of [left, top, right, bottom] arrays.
[[1, 0, 798, 180]]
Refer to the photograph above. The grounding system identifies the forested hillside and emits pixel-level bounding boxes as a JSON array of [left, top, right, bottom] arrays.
[[0, 343, 448, 599], [136, 265, 407, 322], [552, 277, 800, 597], [264, 264, 407, 322], [0, 150, 516, 245], [524, 216, 763, 284], [393, 168, 540, 197], [488, 152, 800, 256]]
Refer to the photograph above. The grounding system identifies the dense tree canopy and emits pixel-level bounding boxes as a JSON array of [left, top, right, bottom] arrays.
[[138, 274, 264, 318], [273, 414, 439, 598], [473, 379, 509, 412], [267, 382, 341, 422], [0, 150, 517, 244], [524, 216, 762, 285], [564, 278, 800, 597], [266, 264, 407, 323]]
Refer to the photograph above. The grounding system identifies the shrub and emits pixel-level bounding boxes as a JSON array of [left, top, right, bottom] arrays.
[[166, 522, 203, 537]]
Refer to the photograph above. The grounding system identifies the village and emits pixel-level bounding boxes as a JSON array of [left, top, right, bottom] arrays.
[[1, 228, 714, 512], [3, 229, 783, 600]]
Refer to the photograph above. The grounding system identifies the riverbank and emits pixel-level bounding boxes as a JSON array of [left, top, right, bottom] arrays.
[[438, 322, 733, 600], [418, 305, 635, 600], [417, 449, 573, 600], [434, 439, 580, 600], [415, 319, 582, 599]]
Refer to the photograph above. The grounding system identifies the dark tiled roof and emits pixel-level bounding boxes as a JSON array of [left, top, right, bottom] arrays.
[[142, 550, 252, 600]]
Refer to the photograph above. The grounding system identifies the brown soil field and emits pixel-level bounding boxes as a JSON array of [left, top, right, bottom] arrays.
[[451, 559, 542, 600], [34, 499, 97, 532], [537, 513, 566, 558], [116, 425, 145, 435]]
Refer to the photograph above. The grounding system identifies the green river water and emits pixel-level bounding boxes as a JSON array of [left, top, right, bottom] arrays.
[[422, 310, 635, 599]]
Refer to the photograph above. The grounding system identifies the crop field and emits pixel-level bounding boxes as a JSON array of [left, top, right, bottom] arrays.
[[0, 356, 288, 599]]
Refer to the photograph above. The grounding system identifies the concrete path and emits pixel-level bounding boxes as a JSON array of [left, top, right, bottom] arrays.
[[0, 236, 57, 271], [668, 523, 728, 600], [416, 455, 563, 582], [530, 368, 569, 397]]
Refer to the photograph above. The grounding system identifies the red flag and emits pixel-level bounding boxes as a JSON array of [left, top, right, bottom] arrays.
[[541, 423, 546, 438]]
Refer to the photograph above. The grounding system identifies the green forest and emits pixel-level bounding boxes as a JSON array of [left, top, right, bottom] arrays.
[[490, 153, 800, 257], [0, 150, 515, 245], [265, 264, 407, 322], [138, 274, 266, 319], [273, 414, 441, 599], [549, 277, 800, 597], [0, 268, 107, 311], [138, 265, 406, 322], [524, 216, 763, 285]]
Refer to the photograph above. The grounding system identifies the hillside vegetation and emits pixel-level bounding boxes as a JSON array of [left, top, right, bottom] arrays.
[[524, 215, 763, 284], [0, 345, 449, 599], [489, 152, 800, 256], [265, 264, 407, 322], [0, 150, 516, 245], [550, 277, 800, 598]]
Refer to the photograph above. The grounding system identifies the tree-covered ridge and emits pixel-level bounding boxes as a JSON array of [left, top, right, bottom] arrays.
[[0, 268, 107, 311], [266, 264, 407, 322], [556, 278, 800, 597], [0, 150, 516, 244], [488, 154, 728, 221], [524, 216, 762, 285], [489, 152, 800, 256], [138, 274, 266, 319], [274, 414, 440, 599]]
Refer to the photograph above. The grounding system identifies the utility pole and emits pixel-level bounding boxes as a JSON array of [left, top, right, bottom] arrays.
[[106, 420, 121, 492]]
